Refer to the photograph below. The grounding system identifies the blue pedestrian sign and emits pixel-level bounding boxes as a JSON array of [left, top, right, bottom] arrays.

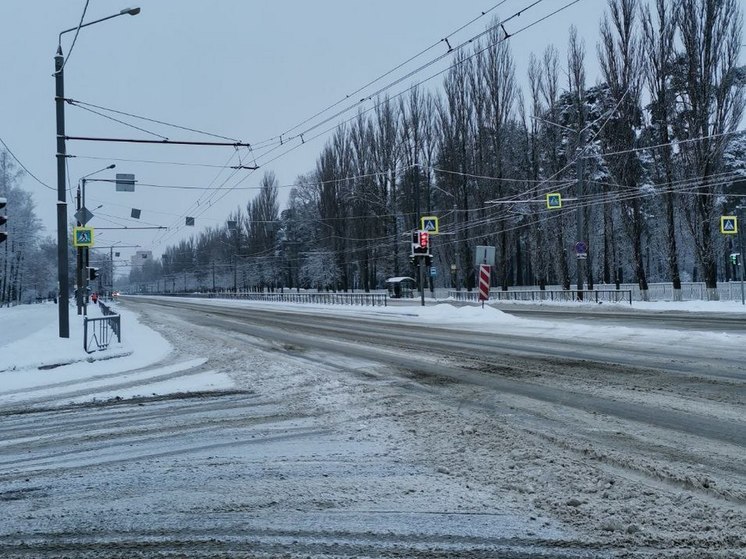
[[575, 240, 587, 259], [421, 216, 439, 234], [430, 266, 437, 277], [72, 226, 94, 248], [721, 216, 738, 235], [546, 193, 562, 209]]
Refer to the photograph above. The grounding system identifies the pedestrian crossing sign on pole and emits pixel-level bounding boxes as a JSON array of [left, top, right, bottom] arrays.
[[72, 226, 94, 247], [721, 216, 738, 235], [421, 216, 439, 234], [546, 193, 562, 209]]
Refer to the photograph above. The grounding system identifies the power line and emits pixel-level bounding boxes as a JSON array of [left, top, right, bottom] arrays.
[[58, 0, 90, 72], [253, 0, 514, 149], [167, 0, 581, 243], [65, 98, 241, 142], [0, 135, 55, 191]]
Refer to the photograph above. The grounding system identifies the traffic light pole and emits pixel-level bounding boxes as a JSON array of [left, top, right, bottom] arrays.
[[76, 184, 83, 315], [419, 255, 425, 307], [738, 205, 745, 305]]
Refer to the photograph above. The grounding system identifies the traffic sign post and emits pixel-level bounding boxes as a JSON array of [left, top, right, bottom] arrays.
[[736, 207, 746, 305], [721, 216, 738, 234], [72, 227, 94, 248], [575, 241, 588, 259], [421, 216, 439, 234], [478, 264, 490, 306], [546, 193, 562, 209]]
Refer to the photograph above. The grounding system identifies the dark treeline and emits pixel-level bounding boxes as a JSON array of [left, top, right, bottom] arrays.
[[0, 151, 59, 306], [134, 0, 746, 300]]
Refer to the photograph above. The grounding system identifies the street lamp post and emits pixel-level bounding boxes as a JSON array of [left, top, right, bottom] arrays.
[[55, 6, 140, 338]]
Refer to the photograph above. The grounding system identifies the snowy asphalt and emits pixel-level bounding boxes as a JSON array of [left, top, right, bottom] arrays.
[[0, 297, 743, 558]]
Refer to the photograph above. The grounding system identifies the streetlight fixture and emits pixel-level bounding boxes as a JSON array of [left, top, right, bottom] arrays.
[[55, 7, 140, 337]]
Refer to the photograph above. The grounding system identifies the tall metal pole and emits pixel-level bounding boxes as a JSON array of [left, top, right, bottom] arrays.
[[576, 136, 585, 301], [55, 47, 70, 337], [75, 182, 83, 314], [110, 246, 114, 297], [738, 205, 745, 305], [414, 163, 426, 307], [82, 178, 89, 316]]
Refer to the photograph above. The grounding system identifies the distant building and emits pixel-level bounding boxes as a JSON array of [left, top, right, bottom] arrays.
[[131, 250, 153, 272]]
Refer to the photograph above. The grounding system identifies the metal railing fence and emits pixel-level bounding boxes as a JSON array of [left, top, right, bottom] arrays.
[[157, 290, 388, 307], [448, 289, 633, 305]]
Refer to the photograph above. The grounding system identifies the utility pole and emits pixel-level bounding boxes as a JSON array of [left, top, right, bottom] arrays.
[[75, 185, 83, 315], [55, 46, 69, 337], [233, 255, 238, 292], [415, 163, 425, 307], [738, 205, 745, 305], [576, 134, 585, 301]]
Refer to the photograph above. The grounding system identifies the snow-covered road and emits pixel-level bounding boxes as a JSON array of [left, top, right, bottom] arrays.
[[0, 298, 743, 558]]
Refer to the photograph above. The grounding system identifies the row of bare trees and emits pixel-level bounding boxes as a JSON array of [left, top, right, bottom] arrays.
[[141, 0, 744, 299], [0, 152, 58, 306]]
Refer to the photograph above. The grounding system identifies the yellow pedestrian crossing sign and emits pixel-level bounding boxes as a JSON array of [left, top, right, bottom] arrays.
[[421, 216, 439, 234], [546, 193, 562, 209], [720, 216, 738, 235], [73, 226, 94, 247]]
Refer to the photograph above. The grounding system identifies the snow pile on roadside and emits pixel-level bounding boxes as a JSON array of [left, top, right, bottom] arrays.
[[0, 302, 169, 373], [0, 302, 235, 407]]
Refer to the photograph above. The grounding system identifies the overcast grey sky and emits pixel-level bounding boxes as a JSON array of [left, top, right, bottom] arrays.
[[2, 0, 637, 265]]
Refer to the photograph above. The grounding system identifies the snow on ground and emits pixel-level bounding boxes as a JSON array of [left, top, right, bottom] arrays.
[[148, 295, 746, 351], [0, 302, 232, 407], [1, 296, 743, 407]]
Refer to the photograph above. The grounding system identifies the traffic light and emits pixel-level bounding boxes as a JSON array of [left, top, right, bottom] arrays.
[[88, 267, 99, 281], [731, 253, 740, 266], [411, 230, 430, 256], [0, 197, 7, 244]]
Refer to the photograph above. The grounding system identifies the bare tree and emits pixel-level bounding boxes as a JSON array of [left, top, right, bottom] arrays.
[[598, 0, 649, 298], [642, 0, 683, 298], [676, 0, 745, 297]]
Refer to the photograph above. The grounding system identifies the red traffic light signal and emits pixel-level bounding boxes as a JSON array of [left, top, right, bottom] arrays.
[[0, 196, 6, 244], [419, 231, 429, 249]]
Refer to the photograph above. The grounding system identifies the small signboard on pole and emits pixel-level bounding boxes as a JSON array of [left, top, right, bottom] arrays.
[[420, 216, 439, 234], [474, 246, 496, 267], [546, 193, 562, 209], [115, 173, 136, 192], [478, 264, 490, 304], [72, 226, 94, 248], [721, 216, 738, 234]]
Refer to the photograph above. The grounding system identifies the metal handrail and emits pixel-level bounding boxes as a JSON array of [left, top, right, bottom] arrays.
[[84, 305, 121, 353], [156, 291, 388, 307], [448, 289, 634, 305]]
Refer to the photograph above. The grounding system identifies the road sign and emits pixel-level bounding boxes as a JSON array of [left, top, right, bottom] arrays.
[[721, 216, 738, 234], [74, 206, 94, 226], [546, 193, 562, 209], [115, 173, 135, 192], [430, 266, 437, 277], [478, 264, 490, 302], [421, 215, 439, 234], [575, 240, 588, 259], [474, 245, 496, 267], [73, 226, 94, 248]]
